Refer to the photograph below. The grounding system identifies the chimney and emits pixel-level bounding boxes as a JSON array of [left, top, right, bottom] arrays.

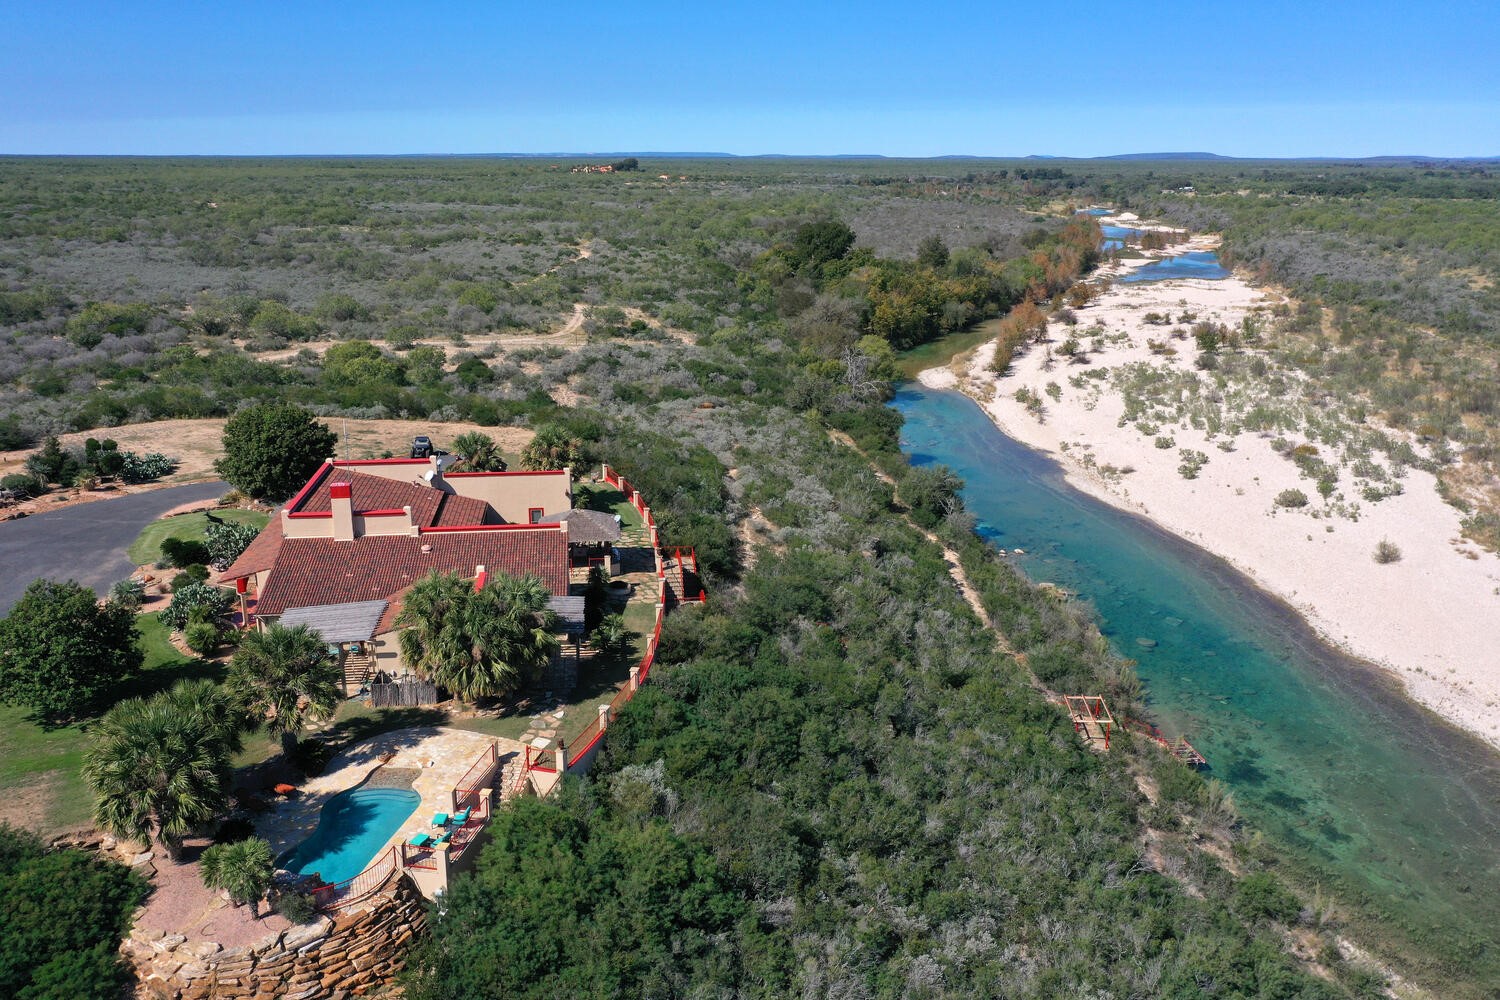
[[330, 482, 355, 541], [473, 564, 487, 592]]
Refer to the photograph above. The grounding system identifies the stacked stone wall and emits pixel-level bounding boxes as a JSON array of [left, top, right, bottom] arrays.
[[124, 872, 426, 999]]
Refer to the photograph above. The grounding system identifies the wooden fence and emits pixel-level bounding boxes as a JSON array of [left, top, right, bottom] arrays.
[[370, 679, 438, 707]]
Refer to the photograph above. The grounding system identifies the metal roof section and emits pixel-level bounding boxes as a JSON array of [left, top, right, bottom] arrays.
[[547, 595, 587, 635], [278, 599, 390, 643]]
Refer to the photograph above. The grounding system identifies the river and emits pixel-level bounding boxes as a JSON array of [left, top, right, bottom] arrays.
[[895, 359, 1500, 982]]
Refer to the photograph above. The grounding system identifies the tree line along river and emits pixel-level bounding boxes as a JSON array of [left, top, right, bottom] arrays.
[[894, 361, 1499, 985]]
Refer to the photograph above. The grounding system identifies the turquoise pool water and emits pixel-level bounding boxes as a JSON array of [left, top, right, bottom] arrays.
[[894, 383, 1500, 978], [278, 786, 420, 884], [1121, 250, 1230, 282]]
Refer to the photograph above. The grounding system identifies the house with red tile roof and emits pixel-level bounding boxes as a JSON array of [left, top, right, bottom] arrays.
[[221, 456, 577, 695]]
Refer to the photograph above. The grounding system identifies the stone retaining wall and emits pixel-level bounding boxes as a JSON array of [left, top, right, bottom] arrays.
[[124, 872, 426, 1000]]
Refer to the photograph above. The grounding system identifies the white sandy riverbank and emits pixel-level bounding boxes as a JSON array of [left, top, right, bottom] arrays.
[[925, 225, 1500, 749]]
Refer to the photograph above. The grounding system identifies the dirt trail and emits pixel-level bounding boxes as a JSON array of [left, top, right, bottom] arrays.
[[250, 317, 589, 364], [557, 302, 587, 338], [824, 429, 1018, 662]]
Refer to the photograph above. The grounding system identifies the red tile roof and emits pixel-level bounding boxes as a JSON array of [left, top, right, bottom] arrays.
[[221, 517, 284, 581], [431, 491, 492, 527], [290, 468, 496, 528], [254, 526, 569, 616], [376, 585, 412, 634]]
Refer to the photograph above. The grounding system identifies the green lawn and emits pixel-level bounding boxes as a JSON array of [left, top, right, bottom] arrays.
[[126, 509, 269, 567], [0, 613, 219, 833], [574, 483, 643, 530], [0, 605, 451, 831], [233, 701, 449, 772]]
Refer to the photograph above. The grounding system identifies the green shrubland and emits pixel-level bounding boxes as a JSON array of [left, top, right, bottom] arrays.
[[5, 155, 1486, 995]]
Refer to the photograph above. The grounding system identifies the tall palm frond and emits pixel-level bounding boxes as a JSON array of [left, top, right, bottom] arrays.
[[226, 623, 341, 758], [394, 570, 558, 701], [83, 683, 232, 859]]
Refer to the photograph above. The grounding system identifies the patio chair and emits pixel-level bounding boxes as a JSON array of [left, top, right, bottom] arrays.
[[408, 832, 433, 848], [431, 811, 449, 827], [452, 808, 471, 825], [433, 830, 452, 846]]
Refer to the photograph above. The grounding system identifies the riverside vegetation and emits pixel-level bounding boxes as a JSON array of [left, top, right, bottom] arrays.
[[1078, 159, 1500, 551], [1, 155, 1494, 996]]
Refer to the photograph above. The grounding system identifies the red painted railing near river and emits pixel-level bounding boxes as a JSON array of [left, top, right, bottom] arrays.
[[513, 465, 694, 794]]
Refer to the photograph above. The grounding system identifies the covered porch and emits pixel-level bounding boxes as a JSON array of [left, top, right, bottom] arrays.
[[279, 599, 390, 697]]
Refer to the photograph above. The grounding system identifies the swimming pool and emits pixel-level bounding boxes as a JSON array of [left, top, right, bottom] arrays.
[[278, 786, 420, 885]]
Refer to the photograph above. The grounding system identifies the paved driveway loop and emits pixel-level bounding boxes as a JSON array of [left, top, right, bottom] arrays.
[[0, 481, 227, 614]]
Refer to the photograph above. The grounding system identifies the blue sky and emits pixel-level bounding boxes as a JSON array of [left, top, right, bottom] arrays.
[[4, 1, 1497, 156]]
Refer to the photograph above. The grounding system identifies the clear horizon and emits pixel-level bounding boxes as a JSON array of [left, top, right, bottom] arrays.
[[5, 1, 1497, 157]]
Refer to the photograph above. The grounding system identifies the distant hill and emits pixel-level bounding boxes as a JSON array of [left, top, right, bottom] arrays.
[[1099, 152, 1232, 161]]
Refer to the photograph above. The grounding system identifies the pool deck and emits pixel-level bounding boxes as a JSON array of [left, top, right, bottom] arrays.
[[259, 726, 528, 872]]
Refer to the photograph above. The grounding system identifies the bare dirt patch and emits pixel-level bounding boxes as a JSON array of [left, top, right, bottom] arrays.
[[0, 772, 61, 833], [0, 418, 535, 517], [247, 319, 590, 364]]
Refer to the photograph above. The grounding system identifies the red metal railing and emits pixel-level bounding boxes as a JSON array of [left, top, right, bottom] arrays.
[[522, 743, 558, 773], [453, 744, 498, 813], [401, 841, 438, 871], [313, 845, 399, 911], [449, 793, 491, 861], [1120, 715, 1208, 766], [506, 467, 695, 794]]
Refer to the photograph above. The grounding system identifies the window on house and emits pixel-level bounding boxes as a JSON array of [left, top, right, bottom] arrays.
[[528, 507, 544, 523]]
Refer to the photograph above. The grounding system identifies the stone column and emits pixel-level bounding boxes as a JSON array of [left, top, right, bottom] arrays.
[[598, 703, 610, 733], [432, 842, 451, 895], [629, 666, 640, 692]]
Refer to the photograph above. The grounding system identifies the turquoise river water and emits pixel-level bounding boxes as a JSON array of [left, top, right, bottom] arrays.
[[895, 383, 1500, 966], [1121, 249, 1230, 282]]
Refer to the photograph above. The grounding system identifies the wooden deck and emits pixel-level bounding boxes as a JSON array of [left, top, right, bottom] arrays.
[[1064, 695, 1116, 751]]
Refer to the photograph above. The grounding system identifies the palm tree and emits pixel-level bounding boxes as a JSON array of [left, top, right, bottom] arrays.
[[200, 837, 274, 917], [518, 424, 584, 475], [451, 431, 506, 472], [396, 570, 559, 702], [226, 623, 341, 761], [84, 682, 232, 860], [164, 677, 245, 755]]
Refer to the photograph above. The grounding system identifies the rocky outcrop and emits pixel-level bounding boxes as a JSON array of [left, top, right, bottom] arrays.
[[124, 872, 427, 999]]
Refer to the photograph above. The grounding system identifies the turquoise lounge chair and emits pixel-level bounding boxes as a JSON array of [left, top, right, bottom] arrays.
[[433, 830, 452, 846], [431, 811, 449, 827], [452, 808, 471, 825], [408, 832, 433, 848]]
